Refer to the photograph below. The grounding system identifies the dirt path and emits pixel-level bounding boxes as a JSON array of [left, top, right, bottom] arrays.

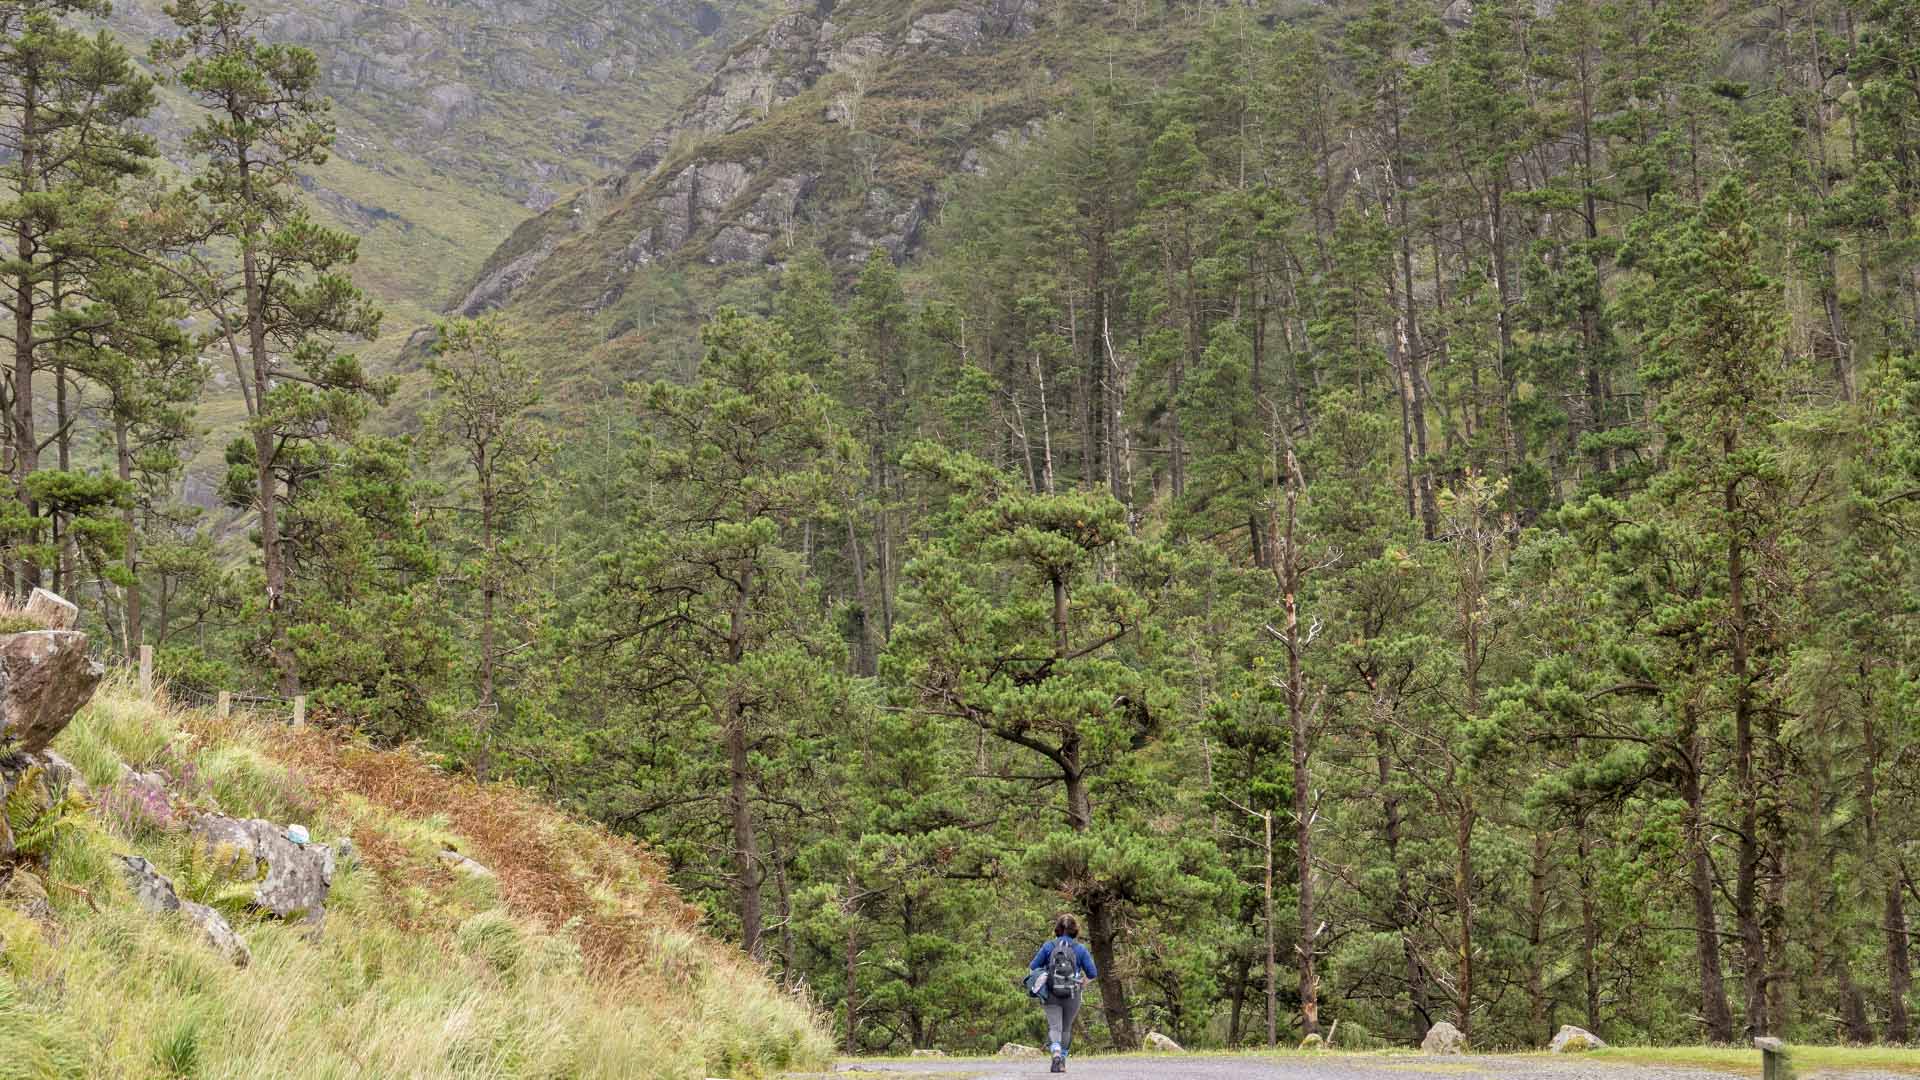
[[828, 1052, 1899, 1080]]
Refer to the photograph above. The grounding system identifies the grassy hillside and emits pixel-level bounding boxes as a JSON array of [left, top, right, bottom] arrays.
[[0, 677, 830, 1078]]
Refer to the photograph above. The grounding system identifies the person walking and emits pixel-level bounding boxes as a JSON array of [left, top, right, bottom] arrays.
[[1029, 914, 1097, 1073]]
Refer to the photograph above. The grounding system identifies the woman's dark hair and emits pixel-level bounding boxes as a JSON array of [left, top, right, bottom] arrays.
[[1054, 914, 1080, 939]]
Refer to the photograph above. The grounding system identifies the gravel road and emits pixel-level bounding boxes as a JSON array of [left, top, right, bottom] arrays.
[[826, 1052, 1909, 1080]]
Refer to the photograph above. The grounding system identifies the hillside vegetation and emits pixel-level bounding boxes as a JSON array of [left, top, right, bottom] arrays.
[[106, 0, 776, 323], [0, 678, 829, 1078], [12, 0, 1920, 1064]]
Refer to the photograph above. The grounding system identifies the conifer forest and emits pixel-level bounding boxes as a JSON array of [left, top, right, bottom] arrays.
[[7, 0, 1920, 1058]]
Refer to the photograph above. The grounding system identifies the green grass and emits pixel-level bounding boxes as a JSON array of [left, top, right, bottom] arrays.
[[0, 677, 832, 1079], [838, 1045, 1920, 1076], [1589, 1044, 1920, 1076]]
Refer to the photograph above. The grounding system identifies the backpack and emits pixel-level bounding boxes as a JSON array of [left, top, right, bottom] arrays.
[[1046, 937, 1080, 999]]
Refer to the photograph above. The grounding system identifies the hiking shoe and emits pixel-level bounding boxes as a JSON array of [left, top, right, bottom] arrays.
[[1050, 1053, 1065, 1073]]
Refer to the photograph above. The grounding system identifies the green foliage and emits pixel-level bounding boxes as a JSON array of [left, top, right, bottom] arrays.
[[12, 681, 831, 1078], [3, 767, 89, 864], [0, 975, 89, 1080], [15, 0, 1920, 1060]]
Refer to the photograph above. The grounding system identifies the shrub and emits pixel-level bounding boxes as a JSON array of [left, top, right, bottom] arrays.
[[456, 909, 526, 977]]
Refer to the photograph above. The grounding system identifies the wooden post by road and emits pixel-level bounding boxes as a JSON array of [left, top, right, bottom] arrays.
[[1755, 1037, 1788, 1080], [292, 695, 306, 727], [138, 645, 153, 699], [216, 691, 231, 719]]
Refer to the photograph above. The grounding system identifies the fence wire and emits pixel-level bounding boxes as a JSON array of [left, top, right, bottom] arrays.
[[152, 682, 307, 726]]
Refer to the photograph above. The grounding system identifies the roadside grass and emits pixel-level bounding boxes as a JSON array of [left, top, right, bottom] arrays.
[[840, 1044, 1920, 1076], [1588, 1044, 1920, 1076], [2, 676, 831, 1078]]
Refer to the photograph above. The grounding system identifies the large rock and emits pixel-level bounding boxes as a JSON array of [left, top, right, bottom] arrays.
[[1422, 1020, 1467, 1054], [188, 814, 336, 923], [1, 749, 88, 861], [0, 629, 105, 753], [1143, 1030, 1185, 1052], [1550, 1025, 1606, 1052], [996, 1042, 1045, 1058], [34, 749, 86, 794], [116, 855, 250, 967], [23, 588, 76, 630]]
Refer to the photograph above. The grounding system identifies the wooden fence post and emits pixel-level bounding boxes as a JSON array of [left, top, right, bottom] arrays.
[[216, 691, 231, 719], [1755, 1037, 1788, 1080], [293, 695, 306, 727], [139, 645, 153, 699]]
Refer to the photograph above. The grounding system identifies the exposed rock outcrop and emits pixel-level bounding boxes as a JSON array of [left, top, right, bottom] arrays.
[[997, 1042, 1045, 1058], [0, 628, 106, 754], [189, 814, 337, 923], [1143, 1030, 1185, 1052], [117, 855, 251, 967], [24, 589, 76, 631], [33, 750, 86, 795], [457, 0, 1051, 316]]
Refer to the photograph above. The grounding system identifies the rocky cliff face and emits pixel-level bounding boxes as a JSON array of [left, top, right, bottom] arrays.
[[107, 0, 777, 315], [454, 0, 1077, 321]]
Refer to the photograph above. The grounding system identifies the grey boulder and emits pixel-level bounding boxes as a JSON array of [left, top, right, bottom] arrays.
[[188, 814, 335, 923], [116, 855, 250, 967], [438, 849, 494, 879], [24, 589, 76, 630], [997, 1043, 1044, 1058], [1422, 1020, 1467, 1055], [34, 749, 86, 794], [1550, 1024, 1606, 1052], [0, 629, 105, 753], [1143, 1030, 1185, 1052]]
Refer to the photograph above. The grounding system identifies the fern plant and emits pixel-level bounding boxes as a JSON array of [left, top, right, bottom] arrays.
[[169, 834, 260, 916], [4, 766, 89, 865]]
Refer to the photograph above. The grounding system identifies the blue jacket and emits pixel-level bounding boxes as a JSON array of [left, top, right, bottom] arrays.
[[1030, 937, 1098, 981]]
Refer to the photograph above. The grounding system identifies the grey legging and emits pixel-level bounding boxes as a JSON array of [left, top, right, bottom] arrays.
[[1043, 992, 1081, 1055]]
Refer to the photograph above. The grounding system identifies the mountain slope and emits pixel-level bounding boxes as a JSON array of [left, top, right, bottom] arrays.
[[107, 0, 779, 335], [453, 0, 1249, 377], [0, 678, 829, 1078]]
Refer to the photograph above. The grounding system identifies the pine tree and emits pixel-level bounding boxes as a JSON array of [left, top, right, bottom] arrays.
[[567, 309, 863, 959], [424, 316, 554, 774], [0, 0, 157, 591], [890, 443, 1225, 1049], [1625, 177, 1798, 1036], [59, 247, 202, 649], [155, 0, 383, 694]]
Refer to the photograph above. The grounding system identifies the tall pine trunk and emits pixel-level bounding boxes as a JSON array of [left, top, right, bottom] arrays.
[[1863, 705, 1911, 1041], [238, 152, 295, 696], [1728, 431, 1767, 1036], [1275, 443, 1318, 1036], [1683, 712, 1736, 1042], [11, 79, 38, 595], [1065, 762, 1136, 1048], [116, 420, 139, 654], [727, 564, 763, 960]]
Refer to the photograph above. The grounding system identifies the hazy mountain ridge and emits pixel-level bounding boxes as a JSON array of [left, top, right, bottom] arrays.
[[454, 0, 1218, 331], [106, 0, 779, 322]]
